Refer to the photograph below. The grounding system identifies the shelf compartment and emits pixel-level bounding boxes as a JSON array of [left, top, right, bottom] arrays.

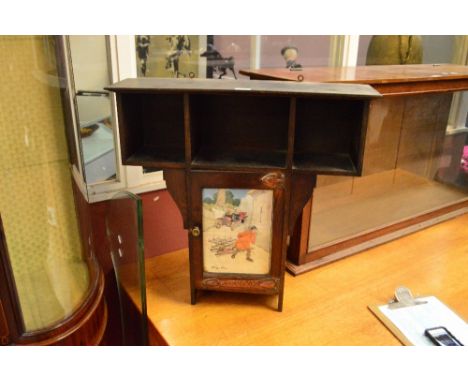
[[190, 94, 290, 169], [116, 92, 185, 166], [126, 146, 185, 168], [294, 98, 366, 175], [293, 152, 356, 175], [192, 147, 287, 169]]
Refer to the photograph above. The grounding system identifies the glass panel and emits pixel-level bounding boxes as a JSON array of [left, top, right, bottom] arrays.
[[106, 191, 147, 345], [0, 36, 90, 331], [309, 91, 468, 250], [421, 35, 456, 64], [260, 35, 331, 68], [202, 188, 273, 275], [135, 35, 334, 80], [68, 35, 117, 184], [358, 35, 459, 65], [309, 36, 468, 251], [210, 35, 250, 79]]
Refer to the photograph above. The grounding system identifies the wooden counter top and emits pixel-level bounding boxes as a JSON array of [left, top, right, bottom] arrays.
[[127, 213, 468, 345], [240, 64, 468, 95]]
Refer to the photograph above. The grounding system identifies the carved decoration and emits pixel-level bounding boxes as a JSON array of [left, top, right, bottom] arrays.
[[260, 172, 285, 189], [202, 277, 279, 293]]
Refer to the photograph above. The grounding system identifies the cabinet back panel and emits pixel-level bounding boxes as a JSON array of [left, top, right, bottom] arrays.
[[118, 93, 185, 163], [295, 99, 364, 158], [118, 93, 143, 161], [190, 94, 290, 152], [141, 94, 185, 151]]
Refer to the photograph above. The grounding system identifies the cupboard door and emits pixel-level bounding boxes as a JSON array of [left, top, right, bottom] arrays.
[[189, 170, 287, 301]]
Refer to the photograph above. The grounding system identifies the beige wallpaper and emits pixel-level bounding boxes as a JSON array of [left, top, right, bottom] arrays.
[[0, 36, 89, 331]]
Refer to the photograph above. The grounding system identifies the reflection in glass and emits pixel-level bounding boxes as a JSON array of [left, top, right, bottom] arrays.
[[260, 35, 331, 68], [357, 35, 459, 66], [69, 35, 117, 184], [0, 36, 90, 331]]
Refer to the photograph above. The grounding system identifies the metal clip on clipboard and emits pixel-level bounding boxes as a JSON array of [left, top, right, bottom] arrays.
[[387, 286, 428, 310]]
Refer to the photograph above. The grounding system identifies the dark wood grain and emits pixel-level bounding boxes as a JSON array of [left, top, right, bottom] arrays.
[[116, 92, 185, 167], [163, 169, 189, 229], [108, 78, 375, 310], [109, 79, 376, 176]]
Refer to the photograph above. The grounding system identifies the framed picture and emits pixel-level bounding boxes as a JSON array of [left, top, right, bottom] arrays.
[[135, 35, 207, 79], [202, 188, 273, 275], [189, 171, 287, 311]]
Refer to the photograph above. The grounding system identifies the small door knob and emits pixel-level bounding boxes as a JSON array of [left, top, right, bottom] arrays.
[[191, 226, 201, 237]]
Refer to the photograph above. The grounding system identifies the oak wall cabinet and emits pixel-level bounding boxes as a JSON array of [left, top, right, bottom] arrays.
[[108, 78, 380, 309]]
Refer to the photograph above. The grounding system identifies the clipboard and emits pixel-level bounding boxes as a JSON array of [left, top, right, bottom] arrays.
[[368, 287, 468, 346]]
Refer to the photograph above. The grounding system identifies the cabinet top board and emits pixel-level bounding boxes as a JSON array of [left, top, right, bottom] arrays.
[[106, 78, 381, 99], [239, 64, 468, 85]]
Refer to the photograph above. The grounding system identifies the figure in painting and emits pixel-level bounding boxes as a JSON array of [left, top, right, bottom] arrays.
[[165, 35, 192, 78], [281, 46, 302, 69], [136, 35, 151, 76], [231, 226, 257, 262]]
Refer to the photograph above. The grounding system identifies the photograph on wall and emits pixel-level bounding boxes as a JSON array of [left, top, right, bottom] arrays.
[[201, 36, 238, 79], [135, 35, 202, 78], [202, 188, 273, 275]]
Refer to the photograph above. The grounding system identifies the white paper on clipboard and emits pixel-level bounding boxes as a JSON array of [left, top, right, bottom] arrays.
[[373, 296, 468, 346]]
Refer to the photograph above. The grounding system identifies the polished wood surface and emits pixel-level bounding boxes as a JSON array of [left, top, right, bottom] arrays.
[[240, 64, 468, 95], [126, 214, 468, 345]]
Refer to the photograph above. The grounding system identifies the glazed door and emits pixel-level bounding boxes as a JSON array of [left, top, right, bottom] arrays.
[[105, 192, 148, 345]]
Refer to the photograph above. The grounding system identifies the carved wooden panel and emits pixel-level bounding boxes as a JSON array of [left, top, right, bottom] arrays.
[[201, 277, 279, 293]]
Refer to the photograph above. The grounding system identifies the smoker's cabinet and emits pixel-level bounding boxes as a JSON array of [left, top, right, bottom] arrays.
[[107, 78, 380, 310]]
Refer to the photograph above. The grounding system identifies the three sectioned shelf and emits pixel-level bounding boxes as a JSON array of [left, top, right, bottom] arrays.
[[107, 78, 381, 174]]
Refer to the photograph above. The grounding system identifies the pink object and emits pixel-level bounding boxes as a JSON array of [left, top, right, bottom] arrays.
[[461, 146, 468, 173]]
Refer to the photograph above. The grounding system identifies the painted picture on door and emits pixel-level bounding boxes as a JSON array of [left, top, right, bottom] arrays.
[[202, 188, 273, 275]]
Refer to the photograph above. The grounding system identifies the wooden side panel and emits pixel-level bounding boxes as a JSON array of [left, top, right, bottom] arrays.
[[397, 93, 453, 178], [164, 169, 189, 229], [362, 97, 405, 176]]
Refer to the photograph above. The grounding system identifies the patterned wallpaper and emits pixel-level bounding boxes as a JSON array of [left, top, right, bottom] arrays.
[[0, 36, 89, 331]]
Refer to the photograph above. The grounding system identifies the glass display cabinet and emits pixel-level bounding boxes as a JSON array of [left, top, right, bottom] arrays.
[[0, 36, 106, 345], [241, 63, 468, 273]]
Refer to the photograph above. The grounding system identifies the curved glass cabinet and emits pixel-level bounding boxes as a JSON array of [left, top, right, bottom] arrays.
[[0, 36, 105, 345]]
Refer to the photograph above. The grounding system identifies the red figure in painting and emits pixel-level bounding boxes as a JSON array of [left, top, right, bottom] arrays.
[[231, 226, 258, 262]]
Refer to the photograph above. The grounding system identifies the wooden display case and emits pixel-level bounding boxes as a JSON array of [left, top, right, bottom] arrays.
[[107, 78, 380, 310], [240, 64, 468, 274]]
